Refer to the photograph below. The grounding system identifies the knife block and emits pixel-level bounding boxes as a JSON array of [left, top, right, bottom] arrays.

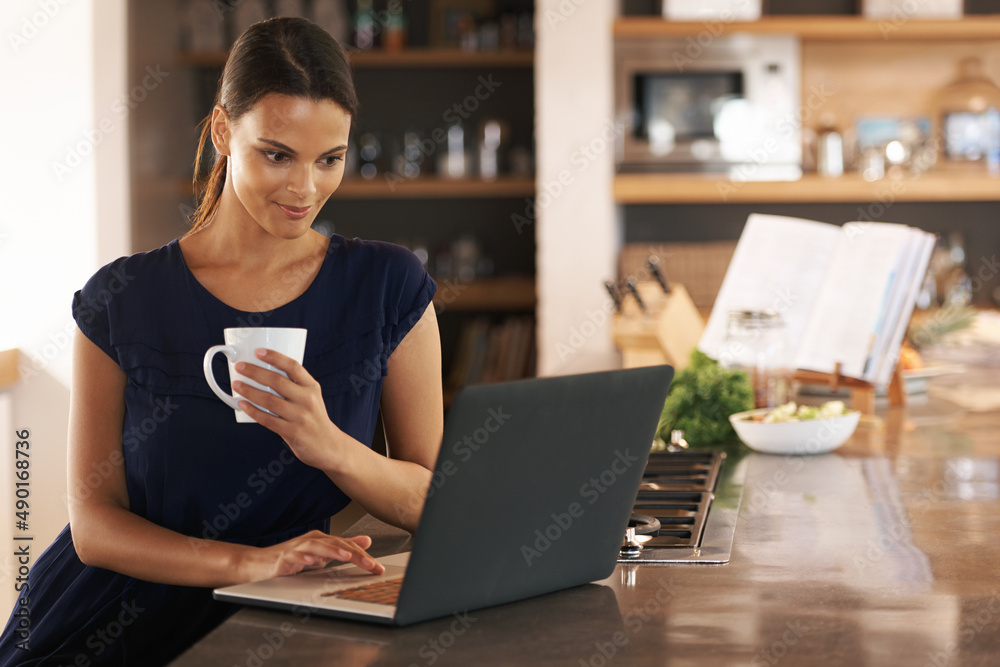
[[612, 282, 704, 372]]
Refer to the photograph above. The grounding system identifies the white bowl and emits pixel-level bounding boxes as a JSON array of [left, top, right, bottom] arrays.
[[729, 408, 861, 455]]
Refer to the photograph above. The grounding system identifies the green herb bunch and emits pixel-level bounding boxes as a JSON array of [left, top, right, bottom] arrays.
[[655, 349, 754, 446]]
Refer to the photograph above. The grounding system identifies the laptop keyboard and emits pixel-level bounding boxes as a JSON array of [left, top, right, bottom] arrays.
[[321, 577, 403, 606]]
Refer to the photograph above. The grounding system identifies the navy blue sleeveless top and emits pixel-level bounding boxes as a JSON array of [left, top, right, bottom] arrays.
[[0, 234, 436, 665]]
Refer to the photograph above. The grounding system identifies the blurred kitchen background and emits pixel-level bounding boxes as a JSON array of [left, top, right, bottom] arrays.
[[3, 0, 1000, 609]]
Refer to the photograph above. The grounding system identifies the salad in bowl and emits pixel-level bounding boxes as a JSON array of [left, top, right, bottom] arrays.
[[729, 401, 860, 454]]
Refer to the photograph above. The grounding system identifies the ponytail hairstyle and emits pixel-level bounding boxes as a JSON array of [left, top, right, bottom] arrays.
[[186, 17, 359, 237]]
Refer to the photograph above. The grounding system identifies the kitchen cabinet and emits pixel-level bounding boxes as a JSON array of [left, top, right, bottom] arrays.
[[129, 1, 538, 402], [611, 16, 1000, 204], [610, 11, 1000, 307]]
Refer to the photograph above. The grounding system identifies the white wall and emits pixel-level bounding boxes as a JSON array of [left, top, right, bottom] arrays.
[[536, 0, 622, 377], [0, 0, 129, 614], [94, 0, 131, 263]]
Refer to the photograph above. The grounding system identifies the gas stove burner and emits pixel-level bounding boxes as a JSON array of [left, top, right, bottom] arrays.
[[618, 449, 746, 564], [628, 512, 661, 535], [620, 513, 663, 558]]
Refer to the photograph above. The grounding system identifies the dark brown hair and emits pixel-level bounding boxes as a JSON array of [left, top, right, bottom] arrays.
[[186, 17, 359, 237]]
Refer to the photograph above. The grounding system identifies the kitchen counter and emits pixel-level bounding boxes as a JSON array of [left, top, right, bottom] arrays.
[[173, 370, 1000, 666]]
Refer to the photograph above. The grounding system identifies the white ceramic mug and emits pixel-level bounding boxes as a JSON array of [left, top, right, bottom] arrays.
[[203, 327, 307, 423]]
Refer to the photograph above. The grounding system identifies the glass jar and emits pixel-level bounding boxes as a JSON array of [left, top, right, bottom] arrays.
[[719, 310, 792, 409], [933, 57, 1000, 172]]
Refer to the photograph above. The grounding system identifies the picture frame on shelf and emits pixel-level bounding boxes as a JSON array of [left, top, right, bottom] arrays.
[[430, 0, 494, 48]]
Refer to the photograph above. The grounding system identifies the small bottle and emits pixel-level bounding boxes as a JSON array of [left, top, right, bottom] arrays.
[[816, 116, 844, 178], [383, 0, 407, 52], [358, 131, 382, 179], [313, 0, 350, 44], [441, 123, 467, 179], [720, 310, 792, 409], [353, 0, 375, 50]]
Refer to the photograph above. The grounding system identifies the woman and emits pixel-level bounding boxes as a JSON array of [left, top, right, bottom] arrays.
[[0, 17, 442, 665]]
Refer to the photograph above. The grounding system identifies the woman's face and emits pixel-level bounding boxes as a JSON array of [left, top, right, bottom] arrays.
[[215, 93, 351, 239]]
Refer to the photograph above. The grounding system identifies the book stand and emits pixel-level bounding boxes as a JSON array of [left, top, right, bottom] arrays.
[[793, 362, 906, 415], [612, 281, 704, 372], [609, 277, 908, 415]]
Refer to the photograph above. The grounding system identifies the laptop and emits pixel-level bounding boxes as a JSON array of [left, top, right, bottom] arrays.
[[214, 365, 674, 626]]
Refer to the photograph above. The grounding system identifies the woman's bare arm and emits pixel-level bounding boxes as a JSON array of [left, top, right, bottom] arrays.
[[307, 303, 444, 532], [66, 328, 383, 586]]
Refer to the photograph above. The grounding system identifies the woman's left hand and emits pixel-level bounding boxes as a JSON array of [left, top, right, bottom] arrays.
[[233, 348, 342, 470]]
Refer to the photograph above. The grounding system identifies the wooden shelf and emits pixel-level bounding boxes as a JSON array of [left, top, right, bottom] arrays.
[[614, 16, 1000, 41], [176, 51, 229, 67], [334, 175, 535, 199], [177, 48, 533, 69], [173, 175, 534, 200], [434, 276, 536, 311], [614, 172, 1000, 204], [347, 48, 533, 68]]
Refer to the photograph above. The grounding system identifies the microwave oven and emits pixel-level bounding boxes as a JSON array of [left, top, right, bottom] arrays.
[[614, 34, 802, 179]]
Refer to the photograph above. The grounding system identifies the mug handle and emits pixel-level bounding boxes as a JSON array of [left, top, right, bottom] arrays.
[[203, 345, 243, 412]]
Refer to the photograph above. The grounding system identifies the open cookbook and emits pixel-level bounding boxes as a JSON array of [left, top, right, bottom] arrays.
[[698, 213, 936, 387]]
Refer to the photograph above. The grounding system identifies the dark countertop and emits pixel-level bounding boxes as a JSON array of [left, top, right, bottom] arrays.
[[173, 372, 1000, 666]]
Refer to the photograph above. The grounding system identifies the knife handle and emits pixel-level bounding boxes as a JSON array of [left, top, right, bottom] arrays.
[[647, 256, 670, 294], [625, 278, 646, 313], [604, 280, 622, 312]]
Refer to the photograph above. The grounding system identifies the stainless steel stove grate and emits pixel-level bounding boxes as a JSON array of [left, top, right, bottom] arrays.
[[619, 449, 745, 564]]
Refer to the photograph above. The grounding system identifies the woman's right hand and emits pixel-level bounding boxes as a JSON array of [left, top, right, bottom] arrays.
[[237, 530, 386, 583]]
